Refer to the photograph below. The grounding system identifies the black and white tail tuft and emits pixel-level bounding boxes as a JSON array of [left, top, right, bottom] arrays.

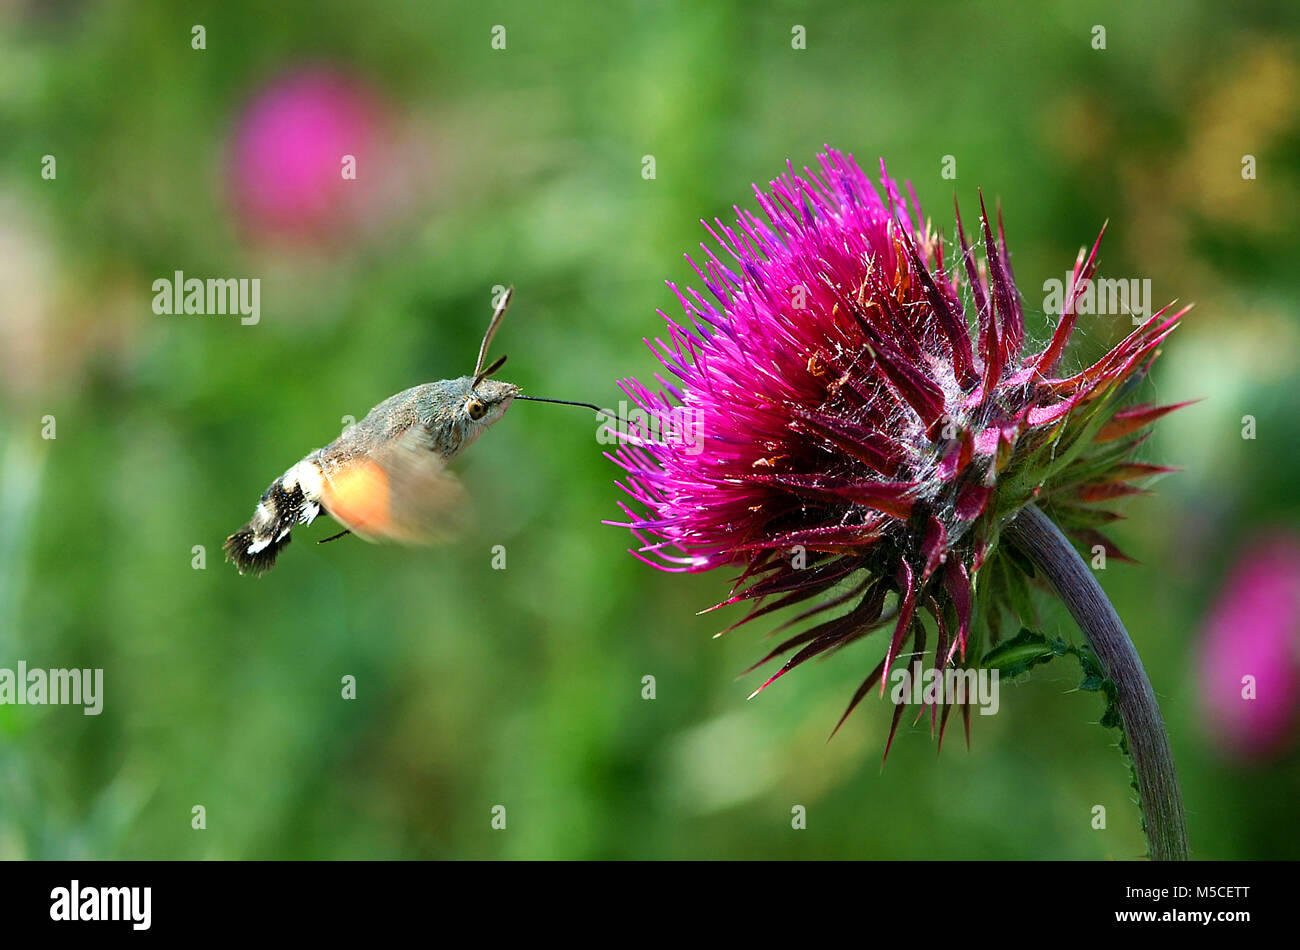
[[223, 460, 323, 576]]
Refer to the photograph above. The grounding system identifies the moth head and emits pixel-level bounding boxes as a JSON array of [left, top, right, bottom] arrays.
[[460, 285, 597, 427], [462, 370, 520, 428], [459, 287, 519, 428]]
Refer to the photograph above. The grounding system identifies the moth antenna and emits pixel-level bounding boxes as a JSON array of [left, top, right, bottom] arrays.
[[473, 354, 508, 389], [474, 285, 514, 377]]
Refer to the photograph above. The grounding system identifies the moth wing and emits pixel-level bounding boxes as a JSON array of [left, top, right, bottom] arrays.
[[319, 429, 471, 545]]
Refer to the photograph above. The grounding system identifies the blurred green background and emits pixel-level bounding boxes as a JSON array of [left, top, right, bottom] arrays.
[[1, 0, 1298, 859]]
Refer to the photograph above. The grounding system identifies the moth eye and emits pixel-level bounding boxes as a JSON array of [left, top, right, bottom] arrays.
[[466, 398, 488, 420]]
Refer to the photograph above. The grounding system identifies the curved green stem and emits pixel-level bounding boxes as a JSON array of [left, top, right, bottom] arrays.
[[1004, 503, 1189, 861]]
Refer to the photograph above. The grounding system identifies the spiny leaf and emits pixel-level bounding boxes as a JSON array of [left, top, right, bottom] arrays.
[[980, 628, 1056, 677]]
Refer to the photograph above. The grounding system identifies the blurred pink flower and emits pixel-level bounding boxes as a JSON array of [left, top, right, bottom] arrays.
[[1199, 534, 1300, 761], [226, 67, 389, 241]]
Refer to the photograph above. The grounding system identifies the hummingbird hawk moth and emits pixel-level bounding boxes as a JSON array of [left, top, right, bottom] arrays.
[[223, 288, 598, 575]]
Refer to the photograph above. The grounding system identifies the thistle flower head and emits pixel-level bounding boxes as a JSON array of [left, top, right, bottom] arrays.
[[610, 147, 1187, 747]]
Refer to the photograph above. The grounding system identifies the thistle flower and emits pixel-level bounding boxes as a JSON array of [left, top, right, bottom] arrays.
[[226, 68, 389, 241], [610, 147, 1189, 750], [1199, 534, 1300, 762]]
